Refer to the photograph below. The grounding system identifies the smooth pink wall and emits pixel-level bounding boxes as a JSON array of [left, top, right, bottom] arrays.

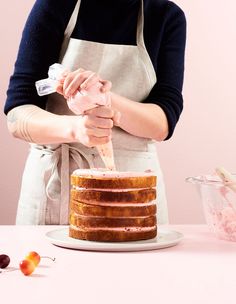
[[0, 1, 33, 224], [1, 1, 236, 224]]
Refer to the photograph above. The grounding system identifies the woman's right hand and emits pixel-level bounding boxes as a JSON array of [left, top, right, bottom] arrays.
[[70, 106, 114, 147], [56, 68, 112, 98]]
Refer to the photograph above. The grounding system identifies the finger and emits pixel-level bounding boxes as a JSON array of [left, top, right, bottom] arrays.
[[85, 106, 114, 118], [55, 83, 64, 96], [63, 69, 87, 97], [65, 71, 95, 97], [113, 110, 121, 126], [87, 135, 111, 147], [85, 127, 112, 138], [85, 115, 114, 129], [57, 71, 69, 85], [61, 70, 69, 79], [100, 80, 112, 93], [80, 73, 100, 90], [56, 73, 67, 94], [63, 73, 75, 96]]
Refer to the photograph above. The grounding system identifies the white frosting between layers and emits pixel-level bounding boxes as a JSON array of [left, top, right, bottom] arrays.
[[70, 224, 156, 232], [71, 212, 155, 219], [72, 168, 155, 178], [72, 200, 156, 207], [73, 186, 155, 192]]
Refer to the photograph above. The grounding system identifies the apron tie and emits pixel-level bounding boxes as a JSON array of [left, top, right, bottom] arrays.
[[60, 144, 70, 224], [45, 144, 95, 224]]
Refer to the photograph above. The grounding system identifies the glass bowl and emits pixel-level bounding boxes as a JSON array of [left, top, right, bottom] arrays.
[[186, 175, 236, 242]]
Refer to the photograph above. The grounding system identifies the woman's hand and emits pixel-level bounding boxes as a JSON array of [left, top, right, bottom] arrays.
[[55, 68, 120, 146], [6, 104, 119, 146], [71, 106, 114, 147], [56, 68, 112, 98]]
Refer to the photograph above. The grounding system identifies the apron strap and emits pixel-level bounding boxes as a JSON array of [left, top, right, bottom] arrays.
[[59, 0, 82, 61], [45, 143, 95, 224], [136, 0, 157, 85], [60, 144, 70, 224], [136, 0, 145, 48]]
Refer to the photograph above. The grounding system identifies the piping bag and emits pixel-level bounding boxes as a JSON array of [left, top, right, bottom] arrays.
[[35, 63, 116, 170]]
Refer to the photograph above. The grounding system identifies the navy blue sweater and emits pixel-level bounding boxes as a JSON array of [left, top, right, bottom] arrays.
[[4, 0, 186, 139]]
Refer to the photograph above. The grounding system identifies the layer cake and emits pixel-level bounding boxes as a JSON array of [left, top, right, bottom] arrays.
[[69, 169, 157, 242]]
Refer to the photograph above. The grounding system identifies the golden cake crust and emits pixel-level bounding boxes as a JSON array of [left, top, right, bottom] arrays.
[[70, 212, 156, 228], [69, 226, 157, 242], [71, 188, 156, 203], [71, 175, 157, 189], [70, 200, 157, 218]]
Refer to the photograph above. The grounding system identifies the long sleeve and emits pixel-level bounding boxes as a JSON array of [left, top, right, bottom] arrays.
[[4, 0, 77, 114], [143, 1, 187, 139]]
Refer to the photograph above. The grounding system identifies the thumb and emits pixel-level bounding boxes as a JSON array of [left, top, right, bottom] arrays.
[[113, 110, 121, 126]]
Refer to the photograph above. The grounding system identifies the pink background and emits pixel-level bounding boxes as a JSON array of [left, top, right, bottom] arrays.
[[1, 1, 236, 224]]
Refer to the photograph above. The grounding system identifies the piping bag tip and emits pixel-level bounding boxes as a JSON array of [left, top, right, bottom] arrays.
[[96, 141, 116, 171]]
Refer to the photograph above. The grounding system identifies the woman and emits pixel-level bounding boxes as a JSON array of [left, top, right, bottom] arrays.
[[4, 0, 186, 225]]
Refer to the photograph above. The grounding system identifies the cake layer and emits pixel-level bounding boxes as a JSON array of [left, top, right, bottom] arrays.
[[69, 225, 157, 242], [71, 188, 156, 204], [71, 169, 156, 189], [70, 200, 157, 217], [70, 212, 156, 228]]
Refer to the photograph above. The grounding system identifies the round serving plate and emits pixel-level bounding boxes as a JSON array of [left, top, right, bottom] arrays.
[[46, 227, 184, 252]]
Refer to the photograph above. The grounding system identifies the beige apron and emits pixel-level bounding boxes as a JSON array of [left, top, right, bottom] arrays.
[[16, 0, 169, 225]]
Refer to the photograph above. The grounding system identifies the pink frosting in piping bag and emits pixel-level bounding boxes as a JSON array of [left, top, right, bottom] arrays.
[[67, 82, 116, 170], [67, 82, 110, 115]]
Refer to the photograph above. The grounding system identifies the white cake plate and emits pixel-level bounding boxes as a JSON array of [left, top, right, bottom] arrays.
[[45, 227, 184, 252]]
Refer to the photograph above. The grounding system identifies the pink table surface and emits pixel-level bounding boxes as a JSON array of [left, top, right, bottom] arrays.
[[0, 225, 236, 304]]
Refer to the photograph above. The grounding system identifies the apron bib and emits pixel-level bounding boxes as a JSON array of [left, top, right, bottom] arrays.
[[16, 0, 169, 225]]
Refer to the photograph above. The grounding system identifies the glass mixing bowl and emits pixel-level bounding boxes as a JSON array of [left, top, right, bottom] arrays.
[[186, 175, 236, 242]]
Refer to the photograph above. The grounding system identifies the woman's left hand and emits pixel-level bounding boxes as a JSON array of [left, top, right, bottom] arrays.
[[56, 68, 112, 98]]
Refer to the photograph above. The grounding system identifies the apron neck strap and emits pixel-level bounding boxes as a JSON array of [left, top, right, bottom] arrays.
[[59, 0, 81, 61], [64, 0, 81, 39], [136, 0, 145, 48]]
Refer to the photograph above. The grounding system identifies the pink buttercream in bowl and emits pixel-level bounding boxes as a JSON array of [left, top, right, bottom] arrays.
[[186, 175, 236, 242]]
